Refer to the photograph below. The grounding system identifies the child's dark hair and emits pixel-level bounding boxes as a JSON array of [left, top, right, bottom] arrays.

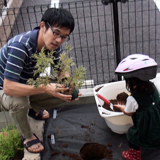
[[41, 8, 75, 34], [125, 77, 155, 95]]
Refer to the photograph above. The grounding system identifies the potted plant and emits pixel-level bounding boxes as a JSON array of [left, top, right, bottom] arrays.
[[27, 43, 86, 100]]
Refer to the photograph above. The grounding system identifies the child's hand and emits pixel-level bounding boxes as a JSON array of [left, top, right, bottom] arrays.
[[117, 101, 125, 105], [114, 104, 125, 112], [114, 104, 134, 116]]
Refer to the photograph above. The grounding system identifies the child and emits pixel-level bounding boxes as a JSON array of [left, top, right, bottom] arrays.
[[114, 54, 160, 160]]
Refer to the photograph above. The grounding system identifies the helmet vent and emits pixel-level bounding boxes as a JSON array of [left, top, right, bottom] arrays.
[[142, 59, 149, 61]]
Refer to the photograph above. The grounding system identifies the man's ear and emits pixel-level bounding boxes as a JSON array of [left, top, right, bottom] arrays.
[[40, 21, 46, 33]]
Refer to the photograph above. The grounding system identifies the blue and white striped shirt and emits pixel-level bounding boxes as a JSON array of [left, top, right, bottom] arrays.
[[0, 27, 62, 89]]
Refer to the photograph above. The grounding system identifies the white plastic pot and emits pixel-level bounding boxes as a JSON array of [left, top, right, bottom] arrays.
[[94, 81, 133, 134]]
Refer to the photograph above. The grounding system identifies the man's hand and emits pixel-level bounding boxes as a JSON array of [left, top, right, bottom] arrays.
[[72, 93, 82, 101], [45, 83, 72, 102], [45, 84, 82, 102]]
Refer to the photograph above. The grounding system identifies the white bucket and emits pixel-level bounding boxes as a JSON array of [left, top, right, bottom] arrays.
[[94, 81, 133, 134]]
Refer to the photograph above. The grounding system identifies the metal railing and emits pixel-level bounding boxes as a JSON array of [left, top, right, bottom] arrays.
[[0, 0, 160, 88]]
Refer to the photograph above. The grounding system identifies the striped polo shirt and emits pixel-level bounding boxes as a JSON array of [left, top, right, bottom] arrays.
[[0, 27, 62, 89]]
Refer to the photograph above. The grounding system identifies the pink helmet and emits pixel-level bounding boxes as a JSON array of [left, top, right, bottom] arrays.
[[115, 54, 158, 81]]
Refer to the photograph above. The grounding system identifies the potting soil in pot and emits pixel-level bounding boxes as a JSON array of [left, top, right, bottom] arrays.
[[103, 92, 128, 112], [41, 103, 128, 160]]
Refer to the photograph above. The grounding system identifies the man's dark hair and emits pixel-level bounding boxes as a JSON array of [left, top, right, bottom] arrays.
[[41, 8, 75, 34]]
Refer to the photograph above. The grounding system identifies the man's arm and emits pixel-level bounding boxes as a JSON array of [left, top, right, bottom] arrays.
[[3, 79, 72, 102]]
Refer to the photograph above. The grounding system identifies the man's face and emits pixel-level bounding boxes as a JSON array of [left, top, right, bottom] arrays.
[[42, 23, 71, 51]]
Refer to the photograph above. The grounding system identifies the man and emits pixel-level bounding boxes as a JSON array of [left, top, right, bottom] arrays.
[[0, 8, 79, 153]]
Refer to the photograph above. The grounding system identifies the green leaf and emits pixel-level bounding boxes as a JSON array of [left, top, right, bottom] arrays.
[[27, 44, 86, 90]]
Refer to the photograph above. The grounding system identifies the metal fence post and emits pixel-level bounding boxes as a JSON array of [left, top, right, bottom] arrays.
[[102, 0, 128, 80]]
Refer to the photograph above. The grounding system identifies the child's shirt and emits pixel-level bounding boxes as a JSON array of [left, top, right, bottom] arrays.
[[124, 96, 138, 113]]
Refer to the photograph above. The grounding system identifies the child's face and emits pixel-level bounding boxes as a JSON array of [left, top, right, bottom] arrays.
[[125, 78, 137, 93], [126, 82, 131, 92]]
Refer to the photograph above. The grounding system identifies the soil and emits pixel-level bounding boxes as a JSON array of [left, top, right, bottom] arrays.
[[10, 151, 24, 160], [95, 86, 129, 112], [80, 143, 112, 160], [52, 151, 82, 160], [102, 92, 128, 112], [51, 143, 112, 160]]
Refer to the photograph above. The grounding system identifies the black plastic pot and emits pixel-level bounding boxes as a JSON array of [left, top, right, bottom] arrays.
[[71, 87, 79, 100]]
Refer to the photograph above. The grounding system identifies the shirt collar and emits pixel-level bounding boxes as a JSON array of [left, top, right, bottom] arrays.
[[29, 27, 40, 53]]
